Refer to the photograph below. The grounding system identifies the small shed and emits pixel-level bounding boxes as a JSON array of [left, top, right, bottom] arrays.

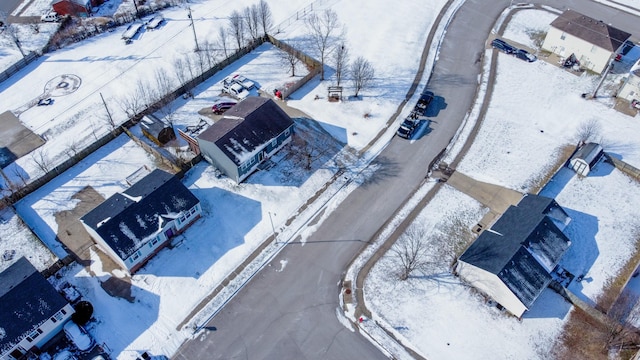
[[569, 142, 604, 176], [140, 114, 176, 146]]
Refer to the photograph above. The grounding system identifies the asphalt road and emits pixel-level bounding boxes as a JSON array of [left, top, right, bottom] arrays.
[[172, 1, 640, 359]]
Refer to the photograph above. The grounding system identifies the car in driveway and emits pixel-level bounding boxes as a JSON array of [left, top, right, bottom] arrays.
[[232, 74, 255, 90], [491, 38, 517, 54], [63, 321, 94, 351], [515, 49, 537, 62], [222, 82, 249, 100], [211, 96, 238, 114], [41, 12, 60, 22]]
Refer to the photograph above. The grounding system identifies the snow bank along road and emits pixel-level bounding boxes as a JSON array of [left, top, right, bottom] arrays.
[[173, 1, 640, 360]]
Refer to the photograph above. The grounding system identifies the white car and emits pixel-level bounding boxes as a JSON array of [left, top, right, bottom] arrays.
[[63, 321, 94, 351], [41, 12, 60, 22], [232, 74, 255, 90], [222, 82, 249, 100]]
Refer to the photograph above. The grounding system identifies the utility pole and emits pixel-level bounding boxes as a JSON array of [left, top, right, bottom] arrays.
[[99, 92, 115, 130], [187, 7, 200, 52], [268, 211, 276, 240]]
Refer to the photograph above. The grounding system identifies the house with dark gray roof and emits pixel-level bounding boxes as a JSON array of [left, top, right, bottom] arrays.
[[81, 169, 201, 273], [455, 194, 572, 318], [197, 97, 294, 183], [541, 9, 631, 74], [0, 257, 75, 360]]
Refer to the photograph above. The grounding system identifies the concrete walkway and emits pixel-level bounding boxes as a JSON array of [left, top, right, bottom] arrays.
[[444, 171, 523, 231]]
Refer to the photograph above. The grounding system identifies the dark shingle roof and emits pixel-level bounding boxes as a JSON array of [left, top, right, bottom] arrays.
[[571, 142, 603, 167], [198, 97, 294, 165], [81, 169, 199, 260], [550, 9, 631, 52], [0, 257, 69, 354], [458, 194, 571, 308]]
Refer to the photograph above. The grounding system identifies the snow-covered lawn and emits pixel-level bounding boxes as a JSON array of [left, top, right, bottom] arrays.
[[364, 7, 640, 360]]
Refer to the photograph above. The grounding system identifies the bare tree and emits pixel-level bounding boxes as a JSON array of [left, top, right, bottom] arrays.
[[154, 68, 174, 97], [333, 42, 349, 86], [350, 56, 374, 97], [216, 27, 229, 58], [243, 4, 260, 41], [31, 148, 52, 174], [200, 40, 219, 69], [228, 10, 245, 49], [391, 225, 431, 280], [4, 24, 27, 58], [574, 118, 602, 145], [280, 47, 300, 77], [305, 9, 342, 80], [118, 90, 145, 118], [173, 57, 189, 86], [603, 292, 640, 351], [257, 0, 273, 36], [11, 167, 29, 188]]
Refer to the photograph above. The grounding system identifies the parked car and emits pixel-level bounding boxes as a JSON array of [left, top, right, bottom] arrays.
[[515, 49, 537, 62], [416, 91, 434, 110], [232, 74, 255, 90], [396, 118, 418, 139], [41, 12, 60, 22], [211, 97, 238, 114], [63, 321, 94, 351], [491, 38, 517, 54], [632, 99, 640, 110], [222, 82, 249, 100]]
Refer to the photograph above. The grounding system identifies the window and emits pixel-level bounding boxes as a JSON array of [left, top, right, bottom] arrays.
[[151, 237, 159, 246], [51, 311, 64, 323], [179, 215, 186, 222], [132, 251, 140, 261], [190, 207, 197, 215], [560, 32, 566, 40], [271, 138, 278, 148], [591, 45, 597, 53], [284, 129, 290, 136]]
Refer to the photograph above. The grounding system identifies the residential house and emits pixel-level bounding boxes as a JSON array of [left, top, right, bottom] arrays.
[[0, 257, 75, 360], [52, 0, 102, 17], [541, 9, 631, 74], [618, 58, 640, 102], [569, 142, 604, 176], [455, 194, 572, 318], [80, 169, 201, 274], [197, 97, 294, 183]]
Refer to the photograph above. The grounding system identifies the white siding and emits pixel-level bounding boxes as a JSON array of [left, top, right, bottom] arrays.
[[542, 27, 613, 74]]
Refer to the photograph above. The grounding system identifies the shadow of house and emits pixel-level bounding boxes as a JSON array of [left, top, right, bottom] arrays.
[[455, 194, 572, 318], [196, 97, 295, 183], [80, 169, 201, 274], [0, 257, 75, 360]]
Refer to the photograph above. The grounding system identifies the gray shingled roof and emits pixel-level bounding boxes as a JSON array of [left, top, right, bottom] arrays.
[[197, 97, 294, 165], [0, 257, 69, 354], [571, 142, 603, 167], [458, 194, 571, 309], [81, 169, 199, 261], [550, 9, 631, 52]]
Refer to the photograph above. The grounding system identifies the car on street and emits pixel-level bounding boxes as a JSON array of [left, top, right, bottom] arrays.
[[396, 117, 418, 139], [416, 91, 434, 110], [515, 49, 537, 62], [491, 38, 517, 54], [63, 321, 94, 351], [232, 74, 255, 90]]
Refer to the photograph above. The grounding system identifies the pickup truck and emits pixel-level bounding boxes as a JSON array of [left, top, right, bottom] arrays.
[[222, 81, 249, 100]]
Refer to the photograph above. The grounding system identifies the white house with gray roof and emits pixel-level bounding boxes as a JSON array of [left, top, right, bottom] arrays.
[[542, 9, 631, 74], [80, 169, 201, 273], [455, 194, 572, 318]]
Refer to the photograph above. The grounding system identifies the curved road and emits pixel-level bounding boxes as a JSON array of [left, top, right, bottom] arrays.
[[173, 1, 640, 359]]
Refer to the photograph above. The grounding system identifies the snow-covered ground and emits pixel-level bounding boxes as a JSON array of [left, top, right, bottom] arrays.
[[363, 7, 640, 360]]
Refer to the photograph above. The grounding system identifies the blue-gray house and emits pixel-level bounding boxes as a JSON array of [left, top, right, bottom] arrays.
[[0, 257, 75, 360], [197, 97, 294, 183], [456, 194, 572, 318]]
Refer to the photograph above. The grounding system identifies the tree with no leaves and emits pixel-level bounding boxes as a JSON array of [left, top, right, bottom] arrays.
[[257, 0, 273, 36], [280, 47, 300, 77], [243, 4, 260, 41], [350, 56, 374, 97], [216, 27, 229, 58], [228, 10, 245, 49], [391, 225, 431, 281], [305, 9, 342, 81], [333, 42, 349, 86]]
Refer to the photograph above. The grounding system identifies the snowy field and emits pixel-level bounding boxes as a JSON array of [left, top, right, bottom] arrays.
[[364, 8, 640, 360]]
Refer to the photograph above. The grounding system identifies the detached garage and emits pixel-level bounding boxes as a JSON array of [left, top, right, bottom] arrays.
[[569, 142, 604, 176]]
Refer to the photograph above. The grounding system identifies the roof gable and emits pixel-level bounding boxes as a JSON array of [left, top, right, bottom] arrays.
[[498, 247, 553, 308], [198, 97, 294, 165], [550, 10, 631, 52], [0, 258, 69, 354], [571, 142, 603, 166], [81, 169, 199, 260]]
